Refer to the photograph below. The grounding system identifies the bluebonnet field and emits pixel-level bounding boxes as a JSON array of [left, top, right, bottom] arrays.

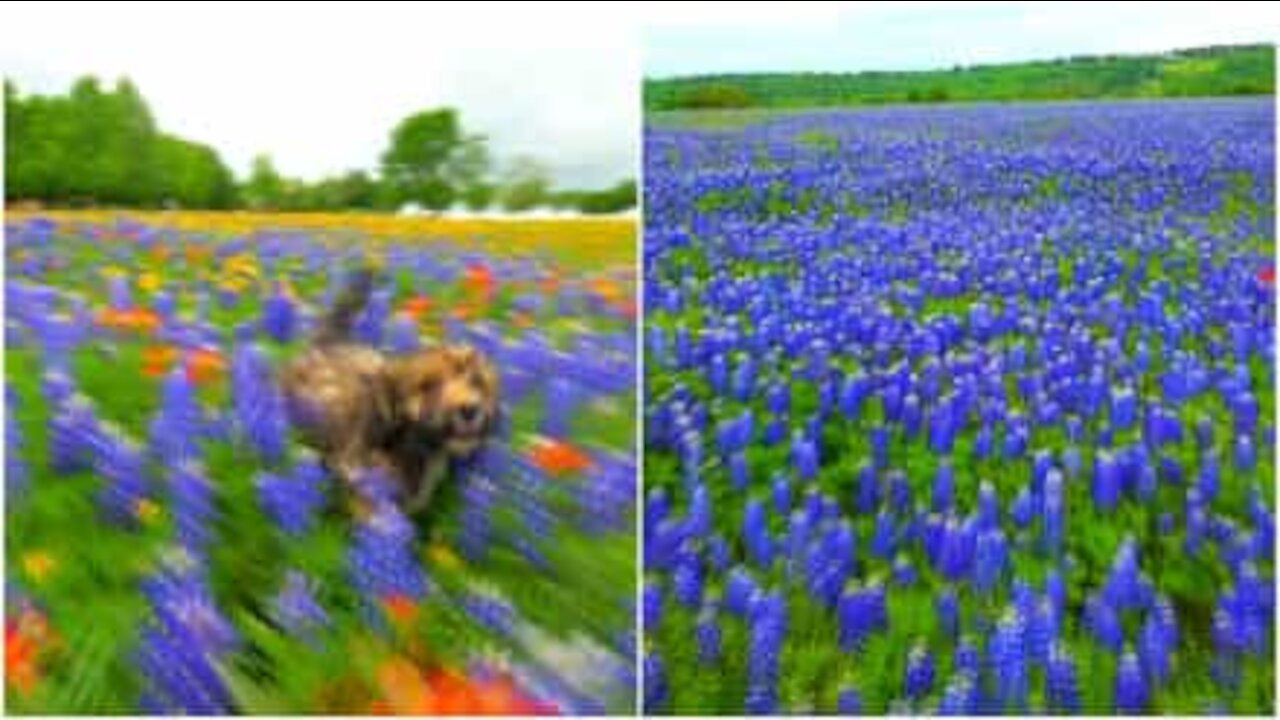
[[643, 98, 1275, 714], [4, 214, 636, 714]]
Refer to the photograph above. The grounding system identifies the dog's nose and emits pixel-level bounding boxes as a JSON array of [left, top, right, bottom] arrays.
[[457, 403, 481, 422]]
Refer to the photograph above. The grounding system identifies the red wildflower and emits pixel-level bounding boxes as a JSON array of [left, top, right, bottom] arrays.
[[5, 623, 39, 695], [527, 438, 595, 477], [464, 263, 497, 303], [5, 607, 58, 696], [371, 657, 559, 715], [140, 346, 226, 385]]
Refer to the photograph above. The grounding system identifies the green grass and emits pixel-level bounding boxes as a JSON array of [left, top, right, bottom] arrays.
[[5, 223, 637, 714], [643, 130, 1274, 713], [646, 44, 1275, 111]]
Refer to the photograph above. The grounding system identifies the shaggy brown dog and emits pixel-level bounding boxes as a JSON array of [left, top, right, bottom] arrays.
[[279, 269, 499, 513]]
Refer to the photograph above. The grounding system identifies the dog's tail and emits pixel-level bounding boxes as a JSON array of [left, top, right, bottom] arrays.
[[314, 267, 377, 346]]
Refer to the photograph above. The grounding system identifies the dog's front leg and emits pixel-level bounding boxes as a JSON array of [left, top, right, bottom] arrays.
[[403, 455, 448, 514], [330, 440, 397, 513]]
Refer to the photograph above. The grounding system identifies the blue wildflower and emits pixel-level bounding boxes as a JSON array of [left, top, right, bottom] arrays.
[[1045, 642, 1081, 713], [904, 642, 935, 701], [261, 286, 296, 343], [696, 610, 722, 665], [1114, 649, 1148, 712], [836, 687, 862, 713], [271, 570, 329, 643], [256, 460, 327, 536]]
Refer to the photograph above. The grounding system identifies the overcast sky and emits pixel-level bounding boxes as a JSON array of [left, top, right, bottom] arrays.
[[645, 1, 1277, 77], [2, 1, 640, 187], [5, 2, 1275, 186]]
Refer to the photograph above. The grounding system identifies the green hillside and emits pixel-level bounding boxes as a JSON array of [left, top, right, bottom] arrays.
[[645, 43, 1275, 111]]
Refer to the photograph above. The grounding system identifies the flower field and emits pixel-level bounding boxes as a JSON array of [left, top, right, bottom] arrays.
[[642, 98, 1275, 713], [4, 212, 637, 714]]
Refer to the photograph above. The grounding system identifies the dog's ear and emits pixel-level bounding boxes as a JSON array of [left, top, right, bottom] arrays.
[[392, 350, 448, 425]]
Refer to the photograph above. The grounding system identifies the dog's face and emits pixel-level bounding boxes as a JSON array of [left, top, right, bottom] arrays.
[[395, 344, 499, 456]]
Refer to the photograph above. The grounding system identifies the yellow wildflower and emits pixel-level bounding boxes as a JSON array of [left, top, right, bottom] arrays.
[[137, 272, 162, 293], [425, 543, 463, 571], [134, 498, 162, 525], [21, 551, 56, 583]]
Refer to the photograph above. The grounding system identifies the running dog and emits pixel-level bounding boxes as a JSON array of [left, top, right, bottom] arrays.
[[279, 269, 499, 513]]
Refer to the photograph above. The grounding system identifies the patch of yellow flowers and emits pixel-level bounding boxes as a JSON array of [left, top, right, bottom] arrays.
[[9, 210, 635, 267], [219, 253, 262, 293]]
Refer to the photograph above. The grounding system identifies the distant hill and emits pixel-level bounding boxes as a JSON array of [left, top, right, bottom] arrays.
[[644, 44, 1275, 111]]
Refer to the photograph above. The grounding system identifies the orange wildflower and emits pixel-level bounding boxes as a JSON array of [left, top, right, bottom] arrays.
[[140, 346, 225, 385], [527, 438, 595, 477], [425, 667, 558, 715], [424, 668, 473, 714], [96, 307, 161, 335], [183, 347, 227, 385], [374, 657, 434, 713], [371, 658, 559, 716], [464, 263, 496, 288], [463, 263, 497, 305], [469, 672, 558, 716], [5, 608, 58, 697], [6, 625, 39, 695], [381, 594, 420, 628], [141, 345, 180, 377], [590, 277, 623, 304], [184, 246, 211, 264], [401, 296, 433, 321], [540, 273, 561, 295]]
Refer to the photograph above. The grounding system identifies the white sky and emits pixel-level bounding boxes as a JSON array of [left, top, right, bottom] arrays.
[[3, 2, 1277, 186], [2, 1, 640, 188], [644, 1, 1278, 76]]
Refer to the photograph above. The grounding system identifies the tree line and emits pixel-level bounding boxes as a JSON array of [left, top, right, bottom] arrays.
[[5, 77, 635, 214], [645, 43, 1276, 111]]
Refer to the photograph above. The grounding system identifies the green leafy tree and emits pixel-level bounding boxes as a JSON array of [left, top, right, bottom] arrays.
[[98, 78, 158, 204], [334, 170, 377, 209], [243, 154, 285, 209], [380, 108, 483, 211], [155, 135, 237, 209], [674, 83, 754, 110], [461, 182, 495, 211], [448, 136, 491, 207], [64, 76, 109, 202], [6, 76, 236, 209], [497, 155, 551, 212], [578, 179, 637, 214]]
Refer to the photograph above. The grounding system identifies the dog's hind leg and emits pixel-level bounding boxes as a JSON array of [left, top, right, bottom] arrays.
[[403, 455, 448, 515]]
